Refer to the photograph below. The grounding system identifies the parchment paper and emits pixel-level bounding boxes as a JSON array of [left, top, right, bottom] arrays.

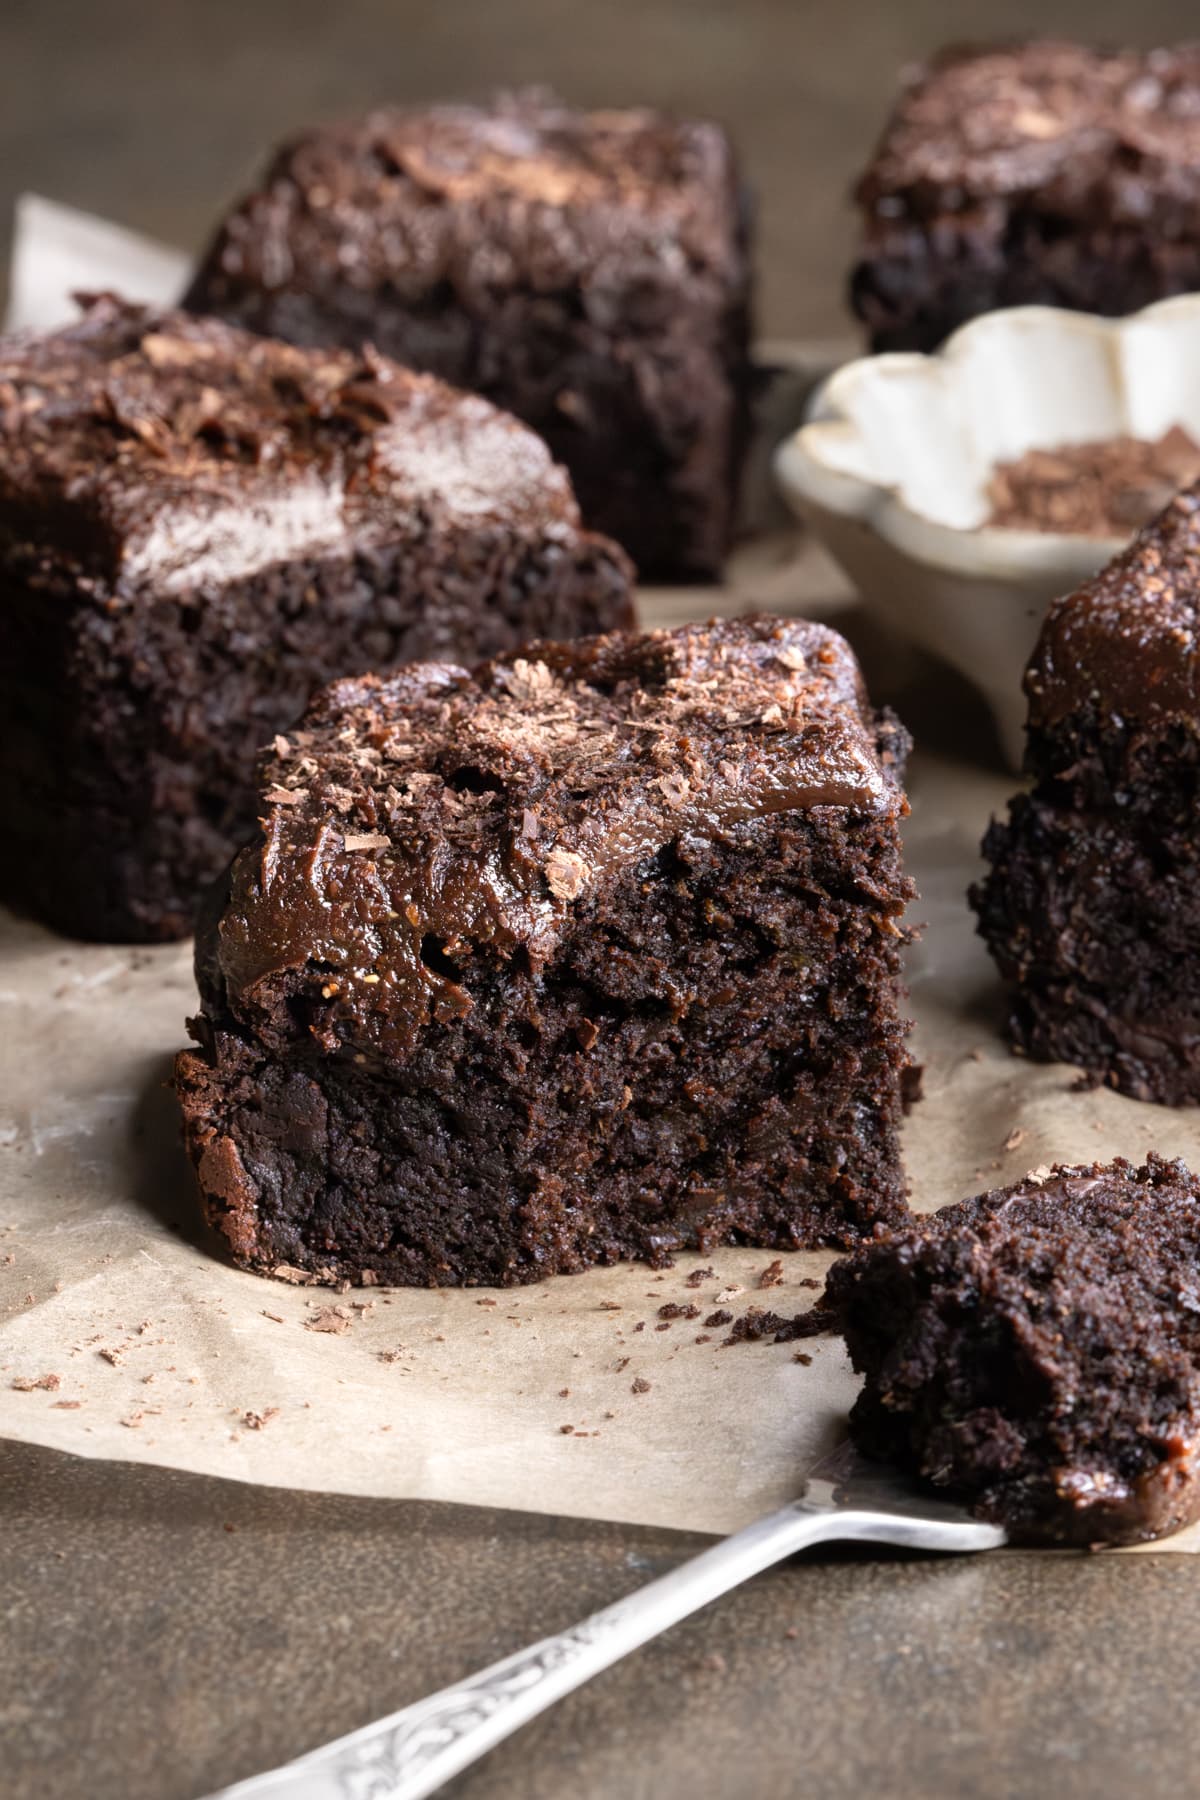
[[4, 198, 1200, 1548]]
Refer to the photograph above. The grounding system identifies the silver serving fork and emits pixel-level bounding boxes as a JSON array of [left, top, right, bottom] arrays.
[[205, 1439, 1005, 1800]]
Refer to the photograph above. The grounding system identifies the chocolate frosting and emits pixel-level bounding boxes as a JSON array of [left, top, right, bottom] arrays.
[[859, 41, 1200, 229], [188, 90, 743, 303], [214, 617, 906, 1062], [0, 293, 578, 593], [1027, 485, 1200, 729]]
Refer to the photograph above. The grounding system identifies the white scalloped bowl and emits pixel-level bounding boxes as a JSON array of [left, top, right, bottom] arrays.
[[773, 295, 1200, 767]]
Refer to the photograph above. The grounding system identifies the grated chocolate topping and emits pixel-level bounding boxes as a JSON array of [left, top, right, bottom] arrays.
[[214, 616, 909, 1061]]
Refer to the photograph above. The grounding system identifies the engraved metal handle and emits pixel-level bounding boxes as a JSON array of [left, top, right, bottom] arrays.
[[206, 1452, 1003, 1800]]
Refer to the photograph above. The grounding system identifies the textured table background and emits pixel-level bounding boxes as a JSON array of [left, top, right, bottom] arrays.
[[5, 3, 1200, 1797]]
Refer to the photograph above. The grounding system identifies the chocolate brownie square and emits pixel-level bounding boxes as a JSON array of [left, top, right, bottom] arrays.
[[0, 295, 633, 943], [175, 617, 916, 1287], [184, 92, 753, 581], [972, 486, 1200, 1103], [851, 41, 1200, 353], [826, 1157, 1200, 1546]]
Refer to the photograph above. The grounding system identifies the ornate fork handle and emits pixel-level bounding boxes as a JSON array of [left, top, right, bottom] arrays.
[[332, 1622, 623, 1800], [208, 1463, 1002, 1800]]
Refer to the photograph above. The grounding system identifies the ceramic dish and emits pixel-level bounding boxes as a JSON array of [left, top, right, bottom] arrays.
[[773, 295, 1200, 766]]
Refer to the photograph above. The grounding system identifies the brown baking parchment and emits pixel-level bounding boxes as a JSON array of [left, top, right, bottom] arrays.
[[6, 563, 1200, 1549], [4, 200, 1200, 1548]]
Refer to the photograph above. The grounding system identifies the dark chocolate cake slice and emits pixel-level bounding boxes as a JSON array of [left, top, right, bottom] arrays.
[[184, 92, 753, 580], [176, 616, 916, 1287], [826, 1156, 1200, 1546], [852, 41, 1200, 352], [973, 484, 1200, 1103]]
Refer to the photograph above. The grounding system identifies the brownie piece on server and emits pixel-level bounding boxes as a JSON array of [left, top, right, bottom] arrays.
[[826, 1157, 1200, 1546], [851, 41, 1200, 353], [175, 617, 916, 1287], [0, 295, 633, 943], [972, 486, 1200, 1104], [184, 93, 753, 581]]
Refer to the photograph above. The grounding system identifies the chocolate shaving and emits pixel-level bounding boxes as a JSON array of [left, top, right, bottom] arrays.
[[986, 428, 1200, 537]]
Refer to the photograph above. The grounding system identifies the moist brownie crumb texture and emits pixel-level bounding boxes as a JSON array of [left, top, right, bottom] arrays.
[[827, 1156, 1200, 1546], [185, 92, 753, 580], [0, 295, 632, 942], [973, 485, 1200, 1103], [852, 41, 1200, 352], [176, 617, 916, 1287]]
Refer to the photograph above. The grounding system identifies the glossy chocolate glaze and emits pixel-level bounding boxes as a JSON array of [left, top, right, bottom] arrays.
[[213, 616, 904, 1064], [1026, 485, 1200, 729], [859, 41, 1200, 228], [0, 293, 580, 593]]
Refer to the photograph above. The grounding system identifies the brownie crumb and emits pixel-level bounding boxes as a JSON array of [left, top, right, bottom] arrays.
[[631, 1377, 652, 1395], [704, 1309, 734, 1328], [757, 1258, 785, 1289], [685, 1267, 716, 1289], [240, 1408, 280, 1430], [658, 1302, 701, 1320], [723, 1305, 836, 1346], [10, 1372, 60, 1392]]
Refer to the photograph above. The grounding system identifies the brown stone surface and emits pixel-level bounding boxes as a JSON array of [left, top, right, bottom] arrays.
[[7, 1437, 1200, 1800], [8, 2, 1200, 1797]]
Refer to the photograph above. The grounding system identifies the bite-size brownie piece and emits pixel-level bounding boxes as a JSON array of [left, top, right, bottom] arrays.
[[826, 1156, 1200, 1547], [0, 295, 632, 943], [175, 616, 916, 1288], [184, 92, 753, 581], [972, 486, 1200, 1103], [852, 41, 1200, 353]]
